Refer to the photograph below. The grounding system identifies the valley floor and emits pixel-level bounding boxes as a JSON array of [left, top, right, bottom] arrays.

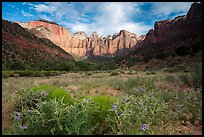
[[2, 70, 202, 135]]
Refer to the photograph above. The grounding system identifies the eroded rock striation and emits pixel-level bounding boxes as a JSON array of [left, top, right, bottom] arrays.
[[17, 20, 142, 57]]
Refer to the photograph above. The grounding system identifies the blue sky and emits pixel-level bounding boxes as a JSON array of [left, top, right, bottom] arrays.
[[2, 2, 195, 36]]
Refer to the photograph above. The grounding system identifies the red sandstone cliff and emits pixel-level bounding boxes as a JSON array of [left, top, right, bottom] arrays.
[[142, 2, 202, 48], [16, 20, 142, 57], [16, 2, 201, 58]]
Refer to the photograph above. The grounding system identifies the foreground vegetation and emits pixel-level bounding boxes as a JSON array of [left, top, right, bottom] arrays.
[[2, 68, 202, 135]]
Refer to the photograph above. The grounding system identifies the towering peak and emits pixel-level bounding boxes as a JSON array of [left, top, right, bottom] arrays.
[[73, 31, 87, 40]]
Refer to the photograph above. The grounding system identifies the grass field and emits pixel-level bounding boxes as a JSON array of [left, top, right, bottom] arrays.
[[2, 69, 202, 135]]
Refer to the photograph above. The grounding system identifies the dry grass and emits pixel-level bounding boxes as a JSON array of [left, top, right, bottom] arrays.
[[2, 70, 202, 134]]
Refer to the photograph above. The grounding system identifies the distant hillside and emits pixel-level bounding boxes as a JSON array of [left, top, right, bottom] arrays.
[[2, 19, 75, 71]]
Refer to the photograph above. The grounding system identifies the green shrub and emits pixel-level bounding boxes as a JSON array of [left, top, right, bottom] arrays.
[[2, 71, 15, 79], [11, 98, 94, 135], [146, 71, 156, 75], [179, 74, 191, 85], [164, 75, 176, 82], [192, 63, 202, 85], [86, 72, 93, 76], [31, 84, 74, 105], [87, 95, 118, 134], [110, 71, 120, 76]]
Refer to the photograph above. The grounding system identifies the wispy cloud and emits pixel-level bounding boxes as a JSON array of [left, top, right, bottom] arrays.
[[9, 4, 15, 8], [9, 2, 194, 36], [22, 2, 34, 7], [150, 2, 193, 17], [21, 10, 34, 17], [39, 14, 53, 21], [32, 2, 151, 36]]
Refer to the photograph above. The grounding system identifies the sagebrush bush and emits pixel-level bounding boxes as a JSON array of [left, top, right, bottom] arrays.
[[179, 73, 191, 85], [192, 63, 202, 85]]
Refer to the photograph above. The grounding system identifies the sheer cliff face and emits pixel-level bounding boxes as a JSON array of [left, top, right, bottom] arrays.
[[16, 2, 201, 58], [91, 30, 138, 57], [142, 2, 202, 47], [17, 21, 140, 57]]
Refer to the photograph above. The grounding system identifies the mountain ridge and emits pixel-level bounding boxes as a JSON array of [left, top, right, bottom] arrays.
[[7, 2, 202, 62]]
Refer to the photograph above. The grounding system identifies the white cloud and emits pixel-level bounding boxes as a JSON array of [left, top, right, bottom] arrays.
[[34, 4, 55, 13], [22, 2, 34, 7], [33, 2, 150, 36], [21, 10, 33, 17], [9, 5, 15, 8], [69, 2, 150, 36], [39, 14, 53, 21], [150, 2, 193, 17]]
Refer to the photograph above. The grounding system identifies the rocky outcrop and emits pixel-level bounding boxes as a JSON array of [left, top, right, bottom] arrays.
[[185, 2, 202, 37], [142, 2, 202, 47], [16, 20, 142, 58]]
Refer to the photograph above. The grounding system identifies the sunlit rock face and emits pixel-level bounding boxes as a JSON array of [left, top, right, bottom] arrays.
[[17, 20, 142, 57]]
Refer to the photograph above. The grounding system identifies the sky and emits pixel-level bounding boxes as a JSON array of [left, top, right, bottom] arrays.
[[2, 2, 195, 37]]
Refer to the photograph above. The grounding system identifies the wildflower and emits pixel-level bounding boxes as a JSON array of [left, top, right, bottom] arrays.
[[112, 104, 118, 111], [15, 116, 20, 121], [16, 112, 21, 116], [181, 106, 184, 111], [121, 99, 125, 103], [138, 101, 142, 109], [44, 93, 48, 97], [139, 88, 144, 92], [119, 112, 123, 118], [141, 123, 147, 131], [20, 125, 27, 129]]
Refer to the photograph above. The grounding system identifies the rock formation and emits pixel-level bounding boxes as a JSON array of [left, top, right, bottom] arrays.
[[2, 19, 74, 70], [16, 20, 142, 58], [141, 2, 202, 47], [16, 2, 201, 59]]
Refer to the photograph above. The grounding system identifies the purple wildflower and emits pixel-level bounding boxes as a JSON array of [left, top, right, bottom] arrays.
[[121, 99, 125, 103], [15, 116, 20, 121], [181, 106, 184, 111], [119, 112, 123, 118], [16, 112, 21, 116], [138, 101, 142, 109], [141, 123, 147, 131], [112, 104, 118, 111], [20, 125, 27, 129]]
